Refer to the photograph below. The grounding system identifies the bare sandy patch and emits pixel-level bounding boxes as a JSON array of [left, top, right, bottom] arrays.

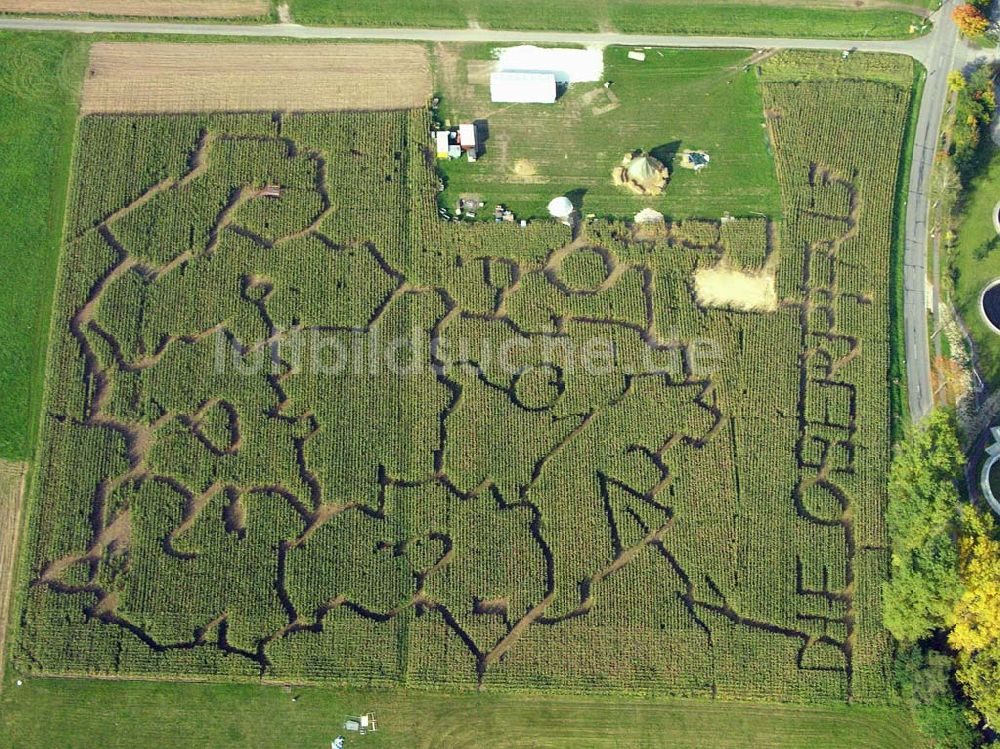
[[694, 265, 777, 312], [512, 159, 538, 178], [0, 460, 27, 683], [509, 159, 547, 184], [81, 42, 432, 114], [0, 0, 267, 17], [466, 60, 494, 86]]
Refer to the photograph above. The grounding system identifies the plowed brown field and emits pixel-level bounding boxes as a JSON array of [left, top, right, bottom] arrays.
[[0, 0, 268, 17], [81, 42, 433, 114]]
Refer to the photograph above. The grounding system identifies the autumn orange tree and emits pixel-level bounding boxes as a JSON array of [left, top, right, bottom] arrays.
[[953, 4, 991, 38]]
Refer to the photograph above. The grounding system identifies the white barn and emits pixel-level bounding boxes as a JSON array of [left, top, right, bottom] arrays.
[[489, 72, 557, 104]]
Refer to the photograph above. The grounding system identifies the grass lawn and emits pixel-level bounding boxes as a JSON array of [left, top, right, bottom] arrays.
[[0, 675, 926, 748], [950, 145, 1000, 388], [436, 46, 781, 221], [0, 33, 87, 460], [289, 0, 928, 38]]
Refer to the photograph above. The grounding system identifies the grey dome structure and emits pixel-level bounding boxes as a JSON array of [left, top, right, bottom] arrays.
[[613, 151, 669, 195]]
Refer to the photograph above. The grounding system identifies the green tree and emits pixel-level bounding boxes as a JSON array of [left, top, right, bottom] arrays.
[[949, 71, 968, 94], [896, 644, 979, 749], [957, 648, 1000, 730], [883, 409, 965, 643], [952, 65, 997, 178]]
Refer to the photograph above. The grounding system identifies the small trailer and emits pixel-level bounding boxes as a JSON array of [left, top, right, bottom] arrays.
[[344, 713, 378, 735]]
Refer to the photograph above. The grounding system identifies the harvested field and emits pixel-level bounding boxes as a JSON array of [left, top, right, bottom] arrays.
[[81, 43, 432, 114], [0, 459, 27, 682], [0, 0, 268, 17], [694, 266, 778, 312]]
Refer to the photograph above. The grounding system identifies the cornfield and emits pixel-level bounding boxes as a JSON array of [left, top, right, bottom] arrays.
[[17, 53, 912, 701]]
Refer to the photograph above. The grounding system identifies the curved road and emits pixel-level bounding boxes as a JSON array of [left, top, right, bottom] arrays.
[[0, 9, 960, 423]]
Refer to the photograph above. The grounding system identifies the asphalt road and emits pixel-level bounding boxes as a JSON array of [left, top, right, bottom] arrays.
[[0, 10, 961, 424], [903, 7, 959, 422]]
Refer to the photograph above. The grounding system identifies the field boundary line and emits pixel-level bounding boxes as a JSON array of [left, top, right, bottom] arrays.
[[0, 459, 28, 684]]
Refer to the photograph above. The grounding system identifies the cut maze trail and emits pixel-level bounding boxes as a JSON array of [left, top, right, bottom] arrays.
[[783, 162, 866, 693]]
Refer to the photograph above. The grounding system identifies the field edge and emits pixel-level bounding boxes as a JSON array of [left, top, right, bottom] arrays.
[[0, 460, 28, 685]]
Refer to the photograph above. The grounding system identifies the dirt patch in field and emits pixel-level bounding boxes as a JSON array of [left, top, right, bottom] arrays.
[[81, 43, 432, 114], [931, 355, 971, 408], [466, 60, 493, 86], [512, 159, 538, 178], [0, 460, 27, 683], [0, 0, 267, 17], [694, 265, 777, 312]]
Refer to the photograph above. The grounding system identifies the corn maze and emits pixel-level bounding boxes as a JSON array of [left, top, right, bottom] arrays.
[[17, 54, 913, 700]]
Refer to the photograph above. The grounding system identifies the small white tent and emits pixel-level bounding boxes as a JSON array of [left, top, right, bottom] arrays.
[[490, 72, 557, 104], [547, 196, 574, 221], [634, 207, 665, 224]]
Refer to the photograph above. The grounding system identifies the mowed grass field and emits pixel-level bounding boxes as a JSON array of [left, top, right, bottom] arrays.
[[0, 33, 87, 459], [289, 0, 932, 38], [0, 676, 927, 749], [949, 145, 1000, 387], [437, 46, 782, 220]]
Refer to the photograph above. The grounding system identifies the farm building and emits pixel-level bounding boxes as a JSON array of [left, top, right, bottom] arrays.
[[435, 130, 450, 159], [490, 71, 557, 104], [493, 45, 603, 84], [434, 124, 478, 160], [458, 123, 477, 152]]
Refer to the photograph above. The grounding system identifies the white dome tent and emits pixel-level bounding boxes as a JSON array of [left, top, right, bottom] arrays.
[[547, 196, 575, 225]]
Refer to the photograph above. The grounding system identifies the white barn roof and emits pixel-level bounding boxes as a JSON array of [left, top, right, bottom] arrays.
[[458, 123, 476, 147], [434, 131, 449, 158], [490, 72, 557, 104]]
